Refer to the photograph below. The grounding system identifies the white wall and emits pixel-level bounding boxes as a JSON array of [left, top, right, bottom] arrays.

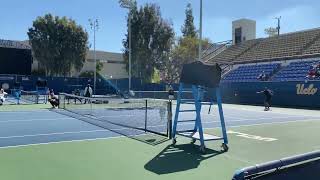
[[32, 50, 128, 79], [76, 60, 128, 79], [99, 62, 127, 79], [232, 19, 256, 44]]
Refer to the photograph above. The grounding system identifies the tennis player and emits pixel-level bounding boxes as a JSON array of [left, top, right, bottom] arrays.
[[0, 88, 8, 106], [83, 84, 93, 104], [168, 85, 174, 100], [48, 89, 59, 108], [257, 87, 273, 111]]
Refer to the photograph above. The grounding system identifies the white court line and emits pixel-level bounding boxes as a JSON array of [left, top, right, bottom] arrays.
[[0, 109, 50, 113], [1, 109, 303, 126], [201, 109, 317, 118], [221, 114, 320, 119], [0, 117, 74, 123], [222, 106, 320, 118], [97, 114, 137, 118], [0, 122, 164, 140], [179, 103, 320, 118], [216, 119, 319, 129], [0, 119, 318, 149], [176, 111, 314, 121], [1, 116, 316, 140], [223, 154, 252, 164], [214, 115, 314, 122], [183, 118, 317, 126], [179, 116, 318, 126], [0, 106, 318, 148], [0, 137, 120, 149], [0, 129, 109, 139], [0, 115, 314, 140], [0, 128, 158, 150]]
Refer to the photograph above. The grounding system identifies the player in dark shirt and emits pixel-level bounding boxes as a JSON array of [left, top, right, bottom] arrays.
[[257, 87, 273, 111], [168, 85, 175, 100]]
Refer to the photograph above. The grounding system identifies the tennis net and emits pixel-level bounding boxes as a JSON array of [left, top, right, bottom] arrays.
[[59, 93, 172, 138], [20, 90, 39, 104], [132, 90, 193, 100]]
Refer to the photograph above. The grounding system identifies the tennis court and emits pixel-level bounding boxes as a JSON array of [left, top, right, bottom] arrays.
[[0, 102, 319, 180]]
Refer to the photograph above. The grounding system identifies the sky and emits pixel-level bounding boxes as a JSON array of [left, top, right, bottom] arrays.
[[1, 0, 320, 53]]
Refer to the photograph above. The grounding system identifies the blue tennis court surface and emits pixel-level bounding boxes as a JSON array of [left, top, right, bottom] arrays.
[[0, 110, 118, 148], [0, 104, 319, 148], [0, 104, 320, 180]]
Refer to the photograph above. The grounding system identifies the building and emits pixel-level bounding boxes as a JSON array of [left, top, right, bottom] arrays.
[[232, 19, 256, 45], [208, 28, 320, 64], [0, 40, 32, 75], [35, 49, 128, 79], [0, 39, 128, 79], [75, 50, 128, 79]]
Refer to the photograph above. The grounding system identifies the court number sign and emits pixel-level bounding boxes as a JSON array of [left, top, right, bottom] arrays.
[[1, 83, 9, 90], [296, 84, 317, 95]]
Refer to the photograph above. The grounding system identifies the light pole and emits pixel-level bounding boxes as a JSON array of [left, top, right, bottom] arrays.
[[89, 19, 99, 94], [275, 16, 281, 36], [119, 0, 134, 91], [198, 0, 203, 62]]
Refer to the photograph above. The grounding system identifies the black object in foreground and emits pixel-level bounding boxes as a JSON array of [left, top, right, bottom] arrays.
[[233, 150, 320, 180], [180, 61, 221, 88]]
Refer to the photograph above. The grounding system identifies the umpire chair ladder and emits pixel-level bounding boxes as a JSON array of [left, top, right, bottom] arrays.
[[171, 62, 229, 153]]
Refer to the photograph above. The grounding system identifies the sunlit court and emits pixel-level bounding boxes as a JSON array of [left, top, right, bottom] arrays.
[[1, 0, 320, 180]]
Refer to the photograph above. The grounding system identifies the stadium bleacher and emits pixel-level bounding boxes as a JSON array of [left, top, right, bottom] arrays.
[[303, 37, 320, 55], [222, 59, 320, 82], [207, 28, 320, 64], [204, 27, 320, 82], [273, 59, 320, 81], [222, 63, 280, 82], [202, 40, 232, 62], [209, 39, 260, 64], [237, 28, 320, 62]]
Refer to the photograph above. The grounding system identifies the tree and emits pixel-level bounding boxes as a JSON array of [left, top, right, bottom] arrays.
[[181, 3, 197, 38], [161, 3, 212, 83], [163, 36, 210, 83], [122, 3, 174, 82], [160, 56, 181, 84], [28, 14, 89, 76], [161, 3, 210, 83], [79, 61, 103, 78], [264, 27, 278, 37], [96, 61, 104, 73]]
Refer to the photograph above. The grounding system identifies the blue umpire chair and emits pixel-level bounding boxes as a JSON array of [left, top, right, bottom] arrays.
[[171, 61, 229, 153]]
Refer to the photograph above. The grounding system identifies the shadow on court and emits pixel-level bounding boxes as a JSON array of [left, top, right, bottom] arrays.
[[133, 134, 170, 146], [144, 144, 224, 174]]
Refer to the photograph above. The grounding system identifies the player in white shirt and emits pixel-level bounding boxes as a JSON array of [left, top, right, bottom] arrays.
[[0, 88, 8, 106]]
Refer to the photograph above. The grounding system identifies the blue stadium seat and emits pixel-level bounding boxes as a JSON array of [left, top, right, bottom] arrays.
[[272, 59, 320, 81], [223, 58, 320, 82], [222, 63, 280, 82]]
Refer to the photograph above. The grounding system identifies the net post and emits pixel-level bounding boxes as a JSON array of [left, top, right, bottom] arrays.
[[59, 93, 65, 109], [58, 93, 61, 109], [90, 97, 93, 116], [167, 100, 173, 139], [36, 91, 39, 104], [145, 99, 147, 133], [63, 93, 65, 109]]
